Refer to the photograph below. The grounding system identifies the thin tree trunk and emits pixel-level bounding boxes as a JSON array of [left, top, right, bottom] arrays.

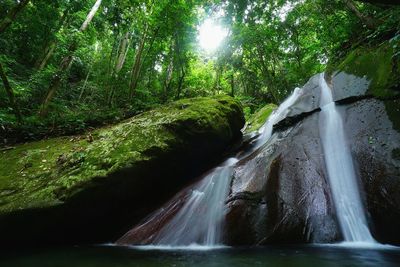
[[129, 24, 148, 99], [163, 59, 174, 102], [35, 8, 70, 70], [0, 62, 22, 123], [36, 41, 57, 70], [80, 0, 102, 32], [108, 32, 130, 106], [78, 69, 91, 102], [40, 0, 103, 116], [343, 0, 376, 30], [214, 67, 222, 95], [176, 67, 185, 99], [115, 32, 130, 72], [0, 0, 31, 34]]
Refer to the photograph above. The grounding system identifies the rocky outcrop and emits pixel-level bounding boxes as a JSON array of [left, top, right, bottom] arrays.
[[346, 98, 400, 244], [225, 112, 339, 245], [0, 96, 245, 247], [225, 94, 400, 245], [224, 42, 400, 245]]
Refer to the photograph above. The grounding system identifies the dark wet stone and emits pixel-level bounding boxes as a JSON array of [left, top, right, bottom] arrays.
[[274, 74, 321, 128], [225, 113, 341, 245], [342, 98, 400, 245], [225, 97, 400, 246]]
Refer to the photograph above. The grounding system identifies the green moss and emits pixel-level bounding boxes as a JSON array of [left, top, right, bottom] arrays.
[[336, 43, 400, 98], [0, 96, 244, 214], [244, 104, 277, 134]]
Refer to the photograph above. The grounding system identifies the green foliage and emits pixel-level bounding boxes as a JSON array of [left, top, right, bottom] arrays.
[[0, 0, 399, 145]]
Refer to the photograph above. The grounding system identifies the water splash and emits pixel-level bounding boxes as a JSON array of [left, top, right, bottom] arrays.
[[318, 73, 375, 243]]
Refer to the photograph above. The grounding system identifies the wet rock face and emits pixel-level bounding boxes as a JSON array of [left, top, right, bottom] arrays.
[[342, 99, 400, 244], [225, 113, 340, 245], [332, 72, 370, 102], [225, 70, 400, 245], [274, 74, 321, 130]]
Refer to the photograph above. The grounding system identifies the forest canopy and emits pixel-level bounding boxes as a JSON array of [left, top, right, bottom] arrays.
[[0, 0, 399, 143]]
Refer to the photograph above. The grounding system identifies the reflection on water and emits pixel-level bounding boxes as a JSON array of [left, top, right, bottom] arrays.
[[1, 245, 400, 267]]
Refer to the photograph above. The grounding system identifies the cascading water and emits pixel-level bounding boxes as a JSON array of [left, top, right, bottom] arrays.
[[258, 87, 302, 145], [151, 157, 238, 246], [318, 73, 375, 243]]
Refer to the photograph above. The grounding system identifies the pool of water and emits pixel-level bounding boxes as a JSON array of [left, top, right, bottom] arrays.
[[1, 244, 399, 267]]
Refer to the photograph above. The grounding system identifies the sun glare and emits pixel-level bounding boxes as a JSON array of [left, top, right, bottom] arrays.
[[198, 19, 228, 52]]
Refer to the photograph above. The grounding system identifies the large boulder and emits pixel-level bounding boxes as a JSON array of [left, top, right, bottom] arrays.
[[224, 41, 400, 245], [0, 96, 244, 247], [225, 95, 400, 245]]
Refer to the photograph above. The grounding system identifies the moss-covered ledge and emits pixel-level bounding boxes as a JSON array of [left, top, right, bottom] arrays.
[[0, 95, 244, 247], [244, 104, 277, 134]]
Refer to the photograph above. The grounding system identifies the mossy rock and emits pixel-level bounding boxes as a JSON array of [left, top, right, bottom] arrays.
[[244, 104, 277, 134], [332, 42, 400, 99], [0, 95, 244, 247]]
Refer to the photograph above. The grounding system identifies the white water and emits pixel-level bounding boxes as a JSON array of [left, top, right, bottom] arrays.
[[151, 158, 238, 246], [257, 87, 303, 145], [318, 73, 375, 243]]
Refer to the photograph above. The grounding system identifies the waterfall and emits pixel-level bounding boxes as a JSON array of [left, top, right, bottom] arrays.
[[258, 87, 302, 145], [151, 158, 238, 246], [318, 73, 375, 243], [117, 88, 306, 248]]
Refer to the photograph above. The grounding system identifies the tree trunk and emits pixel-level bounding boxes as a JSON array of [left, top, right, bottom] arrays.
[[40, 0, 103, 116], [78, 69, 91, 102], [35, 41, 57, 70], [129, 24, 148, 99], [80, 0, 103, 32], [108, 32, 131, 106], [343, 0, 377, 30], [0, 62, 22, 123], [0, 0, 31, 34], [34, 8, 70, 70], [163, 58, 174, 102], [176, 67, 185, 99], [214, 67, 222, 95], [115, 32, 130, 73]]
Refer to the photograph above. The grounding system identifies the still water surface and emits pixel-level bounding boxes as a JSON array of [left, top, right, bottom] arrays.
[[1, 244, 399, 267]]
